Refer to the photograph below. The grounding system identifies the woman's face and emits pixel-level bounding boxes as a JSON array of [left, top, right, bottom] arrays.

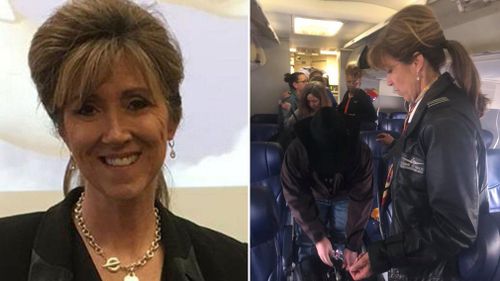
[[345, 74, 360, 92], [61, 58, 176, 200], [384, 55, 419, 102], [293, 74, 308, 94], [306, 94, 321, 112]]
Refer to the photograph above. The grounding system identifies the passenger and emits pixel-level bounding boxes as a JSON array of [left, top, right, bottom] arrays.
[[0, 1, 246, 280], [281, 107, 373, 281], [286, 81, 333, 129], [279, 72, 308, 129], [338, 65, 378, 130], [309, 69, 338, 107], [349, 5, 488, 281]]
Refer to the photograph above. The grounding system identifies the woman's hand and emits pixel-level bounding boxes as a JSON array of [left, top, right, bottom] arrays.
[[315, 237, 333, 267], [280, 101, 291, 111], [376, 132, 394, 146], [343, 248, 358, 270], [349, 252, 373, 280]]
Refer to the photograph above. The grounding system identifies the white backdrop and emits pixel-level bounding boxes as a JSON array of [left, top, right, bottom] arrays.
[[0, 0, 249, 190]]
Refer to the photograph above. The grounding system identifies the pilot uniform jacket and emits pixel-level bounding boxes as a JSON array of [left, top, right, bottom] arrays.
[[281, 126, 374, 251], [0, 187, 247, 281], [338, 88, 378, 130], [368, 72, 487, 281]]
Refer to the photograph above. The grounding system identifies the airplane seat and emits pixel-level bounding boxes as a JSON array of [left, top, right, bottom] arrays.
[[251, 185, 280, 281], [360, 130, 390, 243], [378, 118, 404, 136], [389, 111, 407, 119], [487, 149, 500, 213], [250, 141, 283, 183], [458, 148, 500, 281], [377, 111, 388, 121], [251, 113, 279, 124], [458, 212, 500, 281], [481, 129, 494, 149], [251, 123, 279, 142], [251, 141, 289, 281]]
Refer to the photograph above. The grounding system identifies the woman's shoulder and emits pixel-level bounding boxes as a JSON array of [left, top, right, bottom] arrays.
[[0, 212, 44, 243], [167, 212, 247, 279], [0, 212, 44, 277], [172, 214, 245, 248]]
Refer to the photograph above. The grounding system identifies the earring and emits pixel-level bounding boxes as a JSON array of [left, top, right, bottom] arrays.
[[168, 140, 176, 159], [70, 155, 76, 171], [416, 75, 420, 81]]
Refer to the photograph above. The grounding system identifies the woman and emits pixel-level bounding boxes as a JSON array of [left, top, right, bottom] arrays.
[[349, 5, 487, 281], [0, 1, 246, 280], [285, 81, 332, 129], [338, 64, 377, 130], [279, 72, 308, 128]]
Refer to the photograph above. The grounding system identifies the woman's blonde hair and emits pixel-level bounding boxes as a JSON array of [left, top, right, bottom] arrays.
[[345, 64, 362, 80], [299, 81, 332, 117], [28, 0, 184, 207], [368, 5, 488, 116]]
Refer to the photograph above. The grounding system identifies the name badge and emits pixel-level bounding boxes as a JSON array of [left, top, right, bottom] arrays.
[[399, 154, 425, 174]]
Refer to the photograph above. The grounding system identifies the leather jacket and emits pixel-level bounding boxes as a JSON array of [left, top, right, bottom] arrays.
[[369, 73, 487, 281]]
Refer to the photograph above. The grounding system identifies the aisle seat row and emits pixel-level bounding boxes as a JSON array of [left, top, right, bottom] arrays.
[[250, 134, 500, 281]]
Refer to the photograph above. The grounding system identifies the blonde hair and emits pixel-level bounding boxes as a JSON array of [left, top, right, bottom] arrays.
[[299, 81, 332, 116], [345, 64, 362, 80], [28, 0, 184, 207], [368, 5, 488, 116]]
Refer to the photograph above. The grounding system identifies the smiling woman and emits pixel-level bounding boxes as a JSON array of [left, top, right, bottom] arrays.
[[0, 0, 247, 281]]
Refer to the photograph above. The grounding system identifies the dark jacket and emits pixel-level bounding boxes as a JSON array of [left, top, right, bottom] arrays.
[[369, 73, 487, 281], [281, 123, 373, 250], [0, 188, 247, 281], [338, 88, 377, 130]]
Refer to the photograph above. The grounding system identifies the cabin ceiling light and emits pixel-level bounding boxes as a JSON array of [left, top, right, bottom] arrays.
[[320, 50, 338, 56], [293, 17, 343, 37], [0, 0, 15, 22]]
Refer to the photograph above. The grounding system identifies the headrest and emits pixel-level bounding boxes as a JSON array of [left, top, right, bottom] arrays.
[[251, 123, 279, 142], [481, 129, 493, 149], [487, 149, 500, 213], [389, 112, 407, 119], [250, 142, 283, 183], [379, 119, 404, 135]]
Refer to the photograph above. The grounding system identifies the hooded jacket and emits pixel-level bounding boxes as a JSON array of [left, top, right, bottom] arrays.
[[0, 187, 247, 281], [369, 73, 487, 281], [281, 112, 374, 251]]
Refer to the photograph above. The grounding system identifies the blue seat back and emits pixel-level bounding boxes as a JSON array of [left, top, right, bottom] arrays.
[[378, 111, 388, 121], [389, 111, 407, 119], [251, 185, 279, 281], [481, 129, 494, 149], [458, 148, 500, 281], [251, 142, 283, 183], [251, 123, 279, 142], [251, 114, 279, 124], [378, 118, 404, 135], [487, 149, 500, 213], [360, 130, 389, 243]]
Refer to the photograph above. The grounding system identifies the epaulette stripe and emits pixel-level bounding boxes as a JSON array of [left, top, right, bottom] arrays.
[[427, 97, 449, 108]]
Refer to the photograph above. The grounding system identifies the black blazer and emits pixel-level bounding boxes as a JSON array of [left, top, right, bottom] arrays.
[[0, 188, 247, 281], [338, 88, 377, 130]]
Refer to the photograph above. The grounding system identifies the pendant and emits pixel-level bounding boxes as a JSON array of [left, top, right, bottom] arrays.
[[103, 257, 121, 272], [124, 272, 139, 281]]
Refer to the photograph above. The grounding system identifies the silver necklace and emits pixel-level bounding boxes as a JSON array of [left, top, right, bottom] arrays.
[[74, 192, 161, 281]]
